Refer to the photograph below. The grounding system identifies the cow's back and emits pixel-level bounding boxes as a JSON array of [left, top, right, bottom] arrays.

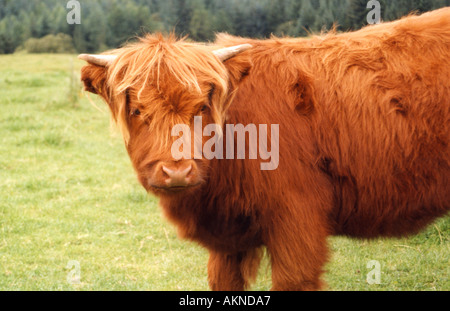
[[310, 8, 450, 237]]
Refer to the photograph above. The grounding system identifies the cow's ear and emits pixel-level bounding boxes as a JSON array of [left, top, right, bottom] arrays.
[[80, 64, 110, 100], [223, 53, 252, 87]]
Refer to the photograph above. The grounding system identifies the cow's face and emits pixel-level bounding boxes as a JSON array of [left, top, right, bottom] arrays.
[[123, 76, 218, 195], [79, 35, 251, 196]]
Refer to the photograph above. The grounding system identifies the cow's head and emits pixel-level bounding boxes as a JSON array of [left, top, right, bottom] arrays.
[[79, 34, 252, 196]]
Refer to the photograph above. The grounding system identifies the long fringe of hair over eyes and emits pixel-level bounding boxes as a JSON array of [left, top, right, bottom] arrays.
[[105, 33, 231, 144]]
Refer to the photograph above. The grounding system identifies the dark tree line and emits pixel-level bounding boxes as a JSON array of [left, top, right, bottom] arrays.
[[0, 0, 448, 54]]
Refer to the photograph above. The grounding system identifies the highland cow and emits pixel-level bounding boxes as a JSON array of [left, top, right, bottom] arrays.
[[79, 8, 450, 290]]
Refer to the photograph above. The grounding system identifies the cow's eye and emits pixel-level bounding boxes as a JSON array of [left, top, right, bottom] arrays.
[[201, 105, 208, 112], [132, 108, 141, 116]]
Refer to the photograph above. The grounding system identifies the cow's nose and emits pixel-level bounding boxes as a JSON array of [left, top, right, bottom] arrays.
[[162, 164, 193, 187]]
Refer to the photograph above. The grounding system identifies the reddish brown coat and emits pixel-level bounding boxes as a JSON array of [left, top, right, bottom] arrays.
[[80, 8, 450, 290]]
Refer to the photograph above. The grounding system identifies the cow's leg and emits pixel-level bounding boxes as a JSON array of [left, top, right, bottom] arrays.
[[265, 202, 330, 291], [207, 248, 262, 291]]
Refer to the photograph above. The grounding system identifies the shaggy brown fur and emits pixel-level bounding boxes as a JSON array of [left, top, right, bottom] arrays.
[[80, 8, 450, 290]]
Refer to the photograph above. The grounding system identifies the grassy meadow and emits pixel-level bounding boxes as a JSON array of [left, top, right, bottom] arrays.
[[0, 54, 448, 291]]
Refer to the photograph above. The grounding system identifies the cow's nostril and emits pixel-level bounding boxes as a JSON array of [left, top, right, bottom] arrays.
[[161, 166, 172, 178]]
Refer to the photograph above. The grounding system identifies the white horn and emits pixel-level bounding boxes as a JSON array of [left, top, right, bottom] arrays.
[[213, 44, 252, 62], [78, 54, 117, 67]]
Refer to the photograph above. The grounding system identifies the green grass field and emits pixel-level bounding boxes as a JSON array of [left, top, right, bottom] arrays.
[[0, 54, 448, 291]]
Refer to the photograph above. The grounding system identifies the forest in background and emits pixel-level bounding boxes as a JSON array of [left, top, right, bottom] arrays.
[[0, 0, 449, 54]]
